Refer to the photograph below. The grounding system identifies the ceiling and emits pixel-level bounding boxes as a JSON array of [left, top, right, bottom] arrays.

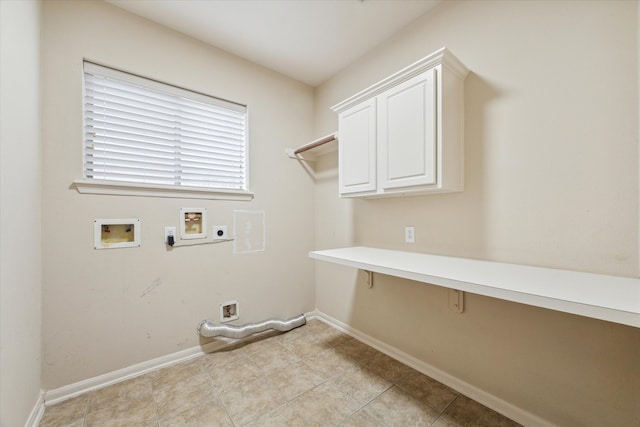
[[107, 0, 442, 87]]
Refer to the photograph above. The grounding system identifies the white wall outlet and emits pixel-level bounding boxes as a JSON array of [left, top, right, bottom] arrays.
[[405, 226, 415, 243], [164, 226, 176, 244], [213, 225, 228, 240]]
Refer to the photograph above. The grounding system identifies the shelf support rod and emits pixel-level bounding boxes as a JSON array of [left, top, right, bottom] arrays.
[[292, 132, 337, 155]]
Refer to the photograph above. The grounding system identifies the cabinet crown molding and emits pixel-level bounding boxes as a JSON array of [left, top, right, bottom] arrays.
[[331, 47, 469, 114]]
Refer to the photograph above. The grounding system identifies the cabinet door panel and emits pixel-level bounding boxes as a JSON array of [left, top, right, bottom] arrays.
[[379, 69, 436, 190], [338, 99, 377, 195]]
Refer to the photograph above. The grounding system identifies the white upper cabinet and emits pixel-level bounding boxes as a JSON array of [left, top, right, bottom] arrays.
[[378, 68, 437, 191], [332, 48, 469, 198], [338, 98, 377, 195]]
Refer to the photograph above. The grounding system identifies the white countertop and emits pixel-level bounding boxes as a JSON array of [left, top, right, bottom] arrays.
[[309, 246, 640, 328]]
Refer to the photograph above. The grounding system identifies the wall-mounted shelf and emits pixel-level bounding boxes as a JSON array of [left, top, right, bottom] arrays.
[[309, 246, 640, 328], [285, 132, 337, 161]]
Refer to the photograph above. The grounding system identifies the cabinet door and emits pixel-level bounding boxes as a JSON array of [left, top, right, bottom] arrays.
[[378, 68, 437, 190], [338, 98, 377, 195]]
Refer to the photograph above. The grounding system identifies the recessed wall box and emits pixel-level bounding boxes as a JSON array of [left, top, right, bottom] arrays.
[[180, 208, 207, 240], [220, 300, 239, 323], [94, 218, 141, 249]]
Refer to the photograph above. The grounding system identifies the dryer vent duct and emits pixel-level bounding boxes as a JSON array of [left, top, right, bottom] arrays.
[[197, 314, 306, 339]]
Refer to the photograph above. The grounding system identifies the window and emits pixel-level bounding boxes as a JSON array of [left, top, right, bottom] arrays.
[[76, 61, 251, 200]]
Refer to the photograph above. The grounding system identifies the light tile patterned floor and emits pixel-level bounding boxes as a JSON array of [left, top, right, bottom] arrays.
[[39, 319, 521, 426]]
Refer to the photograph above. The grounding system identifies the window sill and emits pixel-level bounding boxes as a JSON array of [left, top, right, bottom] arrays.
[[73, 179, 254, 201]]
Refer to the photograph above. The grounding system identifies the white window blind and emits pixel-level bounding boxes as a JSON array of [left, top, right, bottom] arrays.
[[82, 62, 248, 194]]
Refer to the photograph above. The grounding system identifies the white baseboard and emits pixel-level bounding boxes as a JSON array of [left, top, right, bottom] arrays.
[[41, 310, 547, 426], [25, 390, 45, 427], [44, 311, 319, 407], [44, 338, 231, 406], [314, 311, 553, 427]]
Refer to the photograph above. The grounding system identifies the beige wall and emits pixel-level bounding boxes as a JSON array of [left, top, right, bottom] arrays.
[[9, 0, 640, 425], [0, 0, 43, 425], [314, 1, 640, 426], [41, 0, 316, 389]]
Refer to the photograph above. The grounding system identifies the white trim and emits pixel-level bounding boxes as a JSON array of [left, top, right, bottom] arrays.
[[331, 47, 469, 113], [42, 311, 319, 407], [24, 390, 45, 427], [44, 339, 228, 406], [38, 308, 549, 425], [314, 311, 553, 427], [38, 309, 549, 425], [73, 179, 254, 201]]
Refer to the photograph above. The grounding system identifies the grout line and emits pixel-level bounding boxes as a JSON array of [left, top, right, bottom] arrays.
[[432, 393, 460, 426], [202, 357, 236, 426], [148, 373, 160, 427], [81, 393, 89, 427]]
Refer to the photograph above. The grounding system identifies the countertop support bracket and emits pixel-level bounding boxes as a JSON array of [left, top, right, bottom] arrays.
[[449, 289, 465, 313]]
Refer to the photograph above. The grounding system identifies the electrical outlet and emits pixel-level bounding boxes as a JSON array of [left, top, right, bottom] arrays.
[[405, 226, 415, 243], [164, 226, 176, 244], [213, 225, 228, 240]]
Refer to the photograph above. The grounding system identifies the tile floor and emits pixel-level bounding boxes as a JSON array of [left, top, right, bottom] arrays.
[[39, 319, 521, 426]]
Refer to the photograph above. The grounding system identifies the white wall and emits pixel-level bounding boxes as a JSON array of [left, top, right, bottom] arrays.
[[314, 1, 640, 426], [0, 0, 43, 425], [40, 0, 316, 390]]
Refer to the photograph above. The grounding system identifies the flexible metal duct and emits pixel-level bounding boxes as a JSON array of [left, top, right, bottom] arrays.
[[197, 314, 306, 339]]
